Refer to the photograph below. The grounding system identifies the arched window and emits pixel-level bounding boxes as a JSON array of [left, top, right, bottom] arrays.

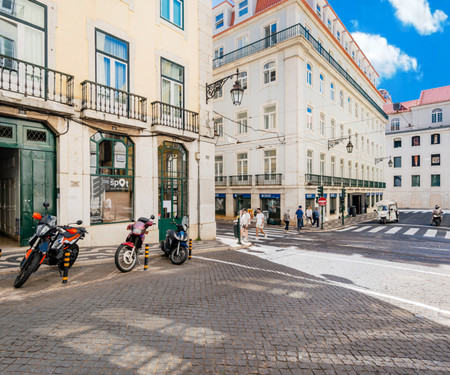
[[330, 82, 335, 101], [263, 61, 276, 84], [432, 108, 442, 123], [391, 118, 400, 131], [306, 63, 312, 85], [319, 73, 324, 93]]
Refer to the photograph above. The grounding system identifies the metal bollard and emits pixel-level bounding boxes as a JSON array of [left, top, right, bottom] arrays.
[[189, 239, 192, 259], [0, 248, 2, 259], [144, 244, 149, 270], [62, 250, 70, 284]]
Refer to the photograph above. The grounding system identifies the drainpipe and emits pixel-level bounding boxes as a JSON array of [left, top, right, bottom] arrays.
[[196, 138, 201, 240]]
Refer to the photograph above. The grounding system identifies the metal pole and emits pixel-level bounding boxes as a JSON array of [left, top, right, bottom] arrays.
[[320, 205, 324, 230], [237, 215, 242, 245], [144, 244, 149, 270]]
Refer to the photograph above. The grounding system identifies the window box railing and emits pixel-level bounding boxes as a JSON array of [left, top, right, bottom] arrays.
[[0, 54, 74, 105], [213, 23, 387, 119], [229, 175, 252, 186], [305, 174, 385, 189], [81, 80, 147, 122], [151, 101, 199, 133], [215, 176, 227, 186], [255, 173, 283, 185]]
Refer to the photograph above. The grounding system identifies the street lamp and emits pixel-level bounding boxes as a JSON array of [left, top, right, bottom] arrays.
[[375, 156, 393, 167], [206, 68, 244, 105], [328, 136, 353, 153]]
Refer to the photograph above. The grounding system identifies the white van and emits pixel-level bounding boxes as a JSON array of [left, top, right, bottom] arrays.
[[376, 200, 399, 224]]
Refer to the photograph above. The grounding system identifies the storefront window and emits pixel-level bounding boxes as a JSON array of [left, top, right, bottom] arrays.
[[90, 132, 134, 224], [215, 194, 226, 215], [234, 194, 251, 215]]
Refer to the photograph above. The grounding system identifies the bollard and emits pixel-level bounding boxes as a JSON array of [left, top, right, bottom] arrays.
[[144, 244, 149, 270], [62, 250, 70, 284], [0, 248, 2, 259], [189, 238, 192, 259]]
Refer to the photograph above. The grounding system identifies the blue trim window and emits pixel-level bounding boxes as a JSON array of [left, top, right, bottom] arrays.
[[215, 13, 224, 29], [161, 0, 183, 29], [306, 63, 312, 85], [330, 82, 335, 101], [316, 5, 321, 17], [432, 108, 442, 123], [319, 73, 324, 93], [239, 0, 248, 17]]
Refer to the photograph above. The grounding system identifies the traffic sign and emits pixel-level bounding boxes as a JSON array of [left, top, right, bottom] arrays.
[[318, 197, 327, 206]]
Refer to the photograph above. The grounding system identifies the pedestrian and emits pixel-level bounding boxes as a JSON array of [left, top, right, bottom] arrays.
[[312, 206, 320, 228], [283, 209, 291, 233], [306, 206, 313, 225], [295, 205, 304, 230], [240, 208, 251, 242], [255, 208, 268, 240]]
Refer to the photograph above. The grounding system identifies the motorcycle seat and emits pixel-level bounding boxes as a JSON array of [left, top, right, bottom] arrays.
[[137, 217, 149, 223]]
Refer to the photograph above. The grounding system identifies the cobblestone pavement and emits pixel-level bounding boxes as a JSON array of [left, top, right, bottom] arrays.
[[0, 249, 449, 374]]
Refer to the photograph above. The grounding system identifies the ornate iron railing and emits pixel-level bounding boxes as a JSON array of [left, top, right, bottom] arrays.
[[0, 54, 74, 105], [255, 173, 283, 186], [215, 176, 227, 186], [229, 175, 252, 186], [81, 80, 147, 121], [151, 101, 199, 133], [305, 174, 385, 188]]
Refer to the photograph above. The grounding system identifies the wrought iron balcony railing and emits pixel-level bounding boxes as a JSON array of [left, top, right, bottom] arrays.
[[151, 101, 199, 133], [229, 175, 252, 186], [215, 176, 227, 186], [81, 80, 147, 121], [0, 54, 74, 105], [305, 174, 386, 188], [213, 23, 387, 119], [255, 173, 282, 186]]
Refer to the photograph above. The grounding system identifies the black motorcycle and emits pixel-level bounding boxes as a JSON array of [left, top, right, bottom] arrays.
[[159, 216, 189, 265], [432, 213, 443, 226]]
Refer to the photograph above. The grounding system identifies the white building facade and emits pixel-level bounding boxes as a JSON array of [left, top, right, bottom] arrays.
[[212, 0, 388, 222], [384, 86, 450, 209]]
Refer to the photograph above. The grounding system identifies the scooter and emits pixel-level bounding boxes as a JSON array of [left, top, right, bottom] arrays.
[[115, 215, 155, 272], [160, 216, 189, 265], [431, 213, 443, 226]]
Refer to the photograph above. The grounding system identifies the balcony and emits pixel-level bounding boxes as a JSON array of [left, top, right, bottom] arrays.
[[151, 101, 199, 139], [81, 80, 147, 125], [213, 23, 387, 119], [215, 176, 227, 186], [0, 54, 74, 112], [255, 173, 282, 186], [305, 174, 386, 188], [229, 175, 252, 186]]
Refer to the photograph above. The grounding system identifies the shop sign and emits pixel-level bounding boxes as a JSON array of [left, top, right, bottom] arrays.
[[305, 194, 315, 199], [106, 177, 131, 192], [260, 194, 281, 199], [329, 193, 337, 198], [215, 193, 226, 198], [233, 193, 251, 198]]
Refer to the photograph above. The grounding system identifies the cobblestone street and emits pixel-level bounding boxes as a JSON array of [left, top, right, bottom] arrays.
[[0, 249, 449, 374]]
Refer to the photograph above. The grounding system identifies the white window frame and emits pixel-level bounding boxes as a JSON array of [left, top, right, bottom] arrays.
[[263, 60, 276, 85], [263, 103, 277, 129], [161, 0, 184, 29], [215, 155, 223, 177], [306, 106, 313, 131], [238, 0, 248, 17], [306, 63, 312, 86], [236, 152, 248, 175], [263, 149, 277, 174], [236, 110, 248, 134], [432, 108, 443, 123], [319, 73, 324, 94], [307, 150, 313, 175], [238, 70, 248, 90], [320, 112, 325, 136], [330, 82, 335, 101], [215, 12, 224, 29]]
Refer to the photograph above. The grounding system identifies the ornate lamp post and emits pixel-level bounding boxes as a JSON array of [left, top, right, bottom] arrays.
[[328, 135, 353, 153], [206, 68, 244, 105], [375, 156, 393, 167]]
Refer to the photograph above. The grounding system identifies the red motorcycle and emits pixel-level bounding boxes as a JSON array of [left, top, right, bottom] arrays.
[[114, 215, 155, 272]]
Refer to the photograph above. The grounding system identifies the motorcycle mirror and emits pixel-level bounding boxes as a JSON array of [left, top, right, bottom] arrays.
[[43, 202, 50, 208], [76, 220, 83, 225], [131, 218, 135, 222], [150, 215, 155, 220]]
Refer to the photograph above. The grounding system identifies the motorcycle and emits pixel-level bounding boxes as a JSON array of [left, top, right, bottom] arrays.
[[159, 216, 189, 265], [115, 215, 155, 272], [14, 203, 87, 288], [432, 213, 443, 226]]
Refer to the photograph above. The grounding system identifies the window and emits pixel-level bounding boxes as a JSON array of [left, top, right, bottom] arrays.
[[393, 157, 401, 168], [264, 150, 276, 174], [394, 175, 402, 187], [431, 134, 440, 144], [263, 61, 276, 84], [161, 0, 184, 28], [215, 155, 223, 176], [355, 102, 359, 118], [319, 74, 324, 94], [238, 0, 248, 17], [238, 70, 247, 90], [348, 161, 352, 179], [263, 104, 276, 130], [431, 154, 440, 166], [340, 90, 344, 107], [336, 31, 341, 42], [340, 124, 344, 138], [391, 118, 400, 131], [264, 23, 277, 46], [412, 136, 420, 146], [214, 86, 222, 99], [320, 153, 325, 176], [331, 119, 336, 138], [0, 0, 14, 14], [236, 111, 248, 134], [327, 19, 331, 30], [215, 13, 224, 29], [306, 106, 313, 131], [330, 82, 335, 101], [348, 97, 352, 114], [237, 153, 248, 175], [355, 162, 359, 179], [161, 58, 184, 109], [316, 4, 321, 17], [340, 158, 344, 177], [320, 113, 325, 135], [214, 117, 223, 137], [90, 132, 134, 224], [411, 175, 420, 187], [306, 63, 312, 85], [432, 108, 442, 123], [412, 155, 420, 167], [307, 150, 313, 174], [214, 47, 223, 59], [431, 174, 440, 186], [237, 35, 248, 49], [394, 138, 402, 148]]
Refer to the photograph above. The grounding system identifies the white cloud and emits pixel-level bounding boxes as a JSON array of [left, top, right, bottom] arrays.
[[388, 0, 448, 35], [352, 32, 418, 80]]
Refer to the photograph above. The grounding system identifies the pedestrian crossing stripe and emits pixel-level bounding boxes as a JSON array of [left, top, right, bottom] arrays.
[[353, 226, 369, 232], [424, 229, 437, 237], [368, 227, 384, 233], [385, 227, 401, 234], [404, 228, 419, 236], [336, 226, 357, 232]]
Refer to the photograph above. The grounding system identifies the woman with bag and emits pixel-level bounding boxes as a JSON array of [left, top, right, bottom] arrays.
[[283, 210, 291, 233]]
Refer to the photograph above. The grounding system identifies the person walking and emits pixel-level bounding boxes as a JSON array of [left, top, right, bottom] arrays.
[[255, 208, 267, 240], [283, 210, 291, 233], [312, 206, 320, 228], [240, 208, 251, 242], [306, 206, 313, 225], [295, 205, 304, 230]]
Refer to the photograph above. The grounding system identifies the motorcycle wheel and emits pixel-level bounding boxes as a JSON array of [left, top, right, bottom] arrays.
[[115, 244, 137, 272], [435, 220, 441, 227], [170, 244, 188, 265], [14, 252, 41, 288], [58, 244, 79, 272]]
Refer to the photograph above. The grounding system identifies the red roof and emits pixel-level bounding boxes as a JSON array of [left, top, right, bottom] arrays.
[[255, 0, 285, 13]]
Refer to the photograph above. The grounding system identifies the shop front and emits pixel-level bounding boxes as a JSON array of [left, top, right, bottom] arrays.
[[260, 194, 280, 223], [233, 193, 251, 215], [329, 193, 337, 215], [305, 194, 315, 211], [215, 193, 226, 215]]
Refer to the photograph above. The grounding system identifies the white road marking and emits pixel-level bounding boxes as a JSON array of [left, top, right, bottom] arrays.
[[194, 256, 450, 315], [405, 228, 419, 236], [337, 226, 357, 232], [368, 227, 384, 233], [446, 232, 450, 239], [353, 226, 369, 232], [424, 229, 438, 237], [385, 226, 401, 234]]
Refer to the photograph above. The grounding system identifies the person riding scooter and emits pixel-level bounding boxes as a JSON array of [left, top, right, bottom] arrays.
[[431, 205, 444, 226]]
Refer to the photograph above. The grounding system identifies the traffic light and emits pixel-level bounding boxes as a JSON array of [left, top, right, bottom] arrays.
[[317, 186, 324, 197], [342, 188, 346, 199]]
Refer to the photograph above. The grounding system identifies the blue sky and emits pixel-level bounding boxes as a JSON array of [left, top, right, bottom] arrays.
[[211, 0, 450, 102]]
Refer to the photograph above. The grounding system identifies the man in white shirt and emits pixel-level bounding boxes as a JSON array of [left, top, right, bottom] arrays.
[[240, 208, 251, 242], [255, 208, 267, 240]]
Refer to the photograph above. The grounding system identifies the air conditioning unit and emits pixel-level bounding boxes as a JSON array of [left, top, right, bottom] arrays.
[[393, 103, 402, 111]]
